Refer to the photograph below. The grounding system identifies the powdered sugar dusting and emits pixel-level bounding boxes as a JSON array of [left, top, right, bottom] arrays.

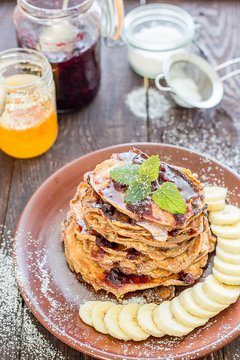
[[0, 228, 22, 359], [125, 88, 172, 120], [0, 228, 65, 359], [20, 307, 65, 360], [155, 105, 240, 174]]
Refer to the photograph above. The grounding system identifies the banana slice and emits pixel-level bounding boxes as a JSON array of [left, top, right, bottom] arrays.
[[213, 268, 240, 285], [202, 275, 240, 305], [216, 247, 240, 265], [207, 200, 225, 212], [209, 205, 240, 225], [217, 237, 240, 254], [214, 257, 240, 277], [104, 305, 130, 341], [92, 301, 115, 334], [153, 301, 193, 337], [179, 288, 217, 318], [170, 296, 207, 328], [204, 186, 227, 203], [192, 283, 227, 312], [79, 301, 101, 326], [119, 304, 149, 341], [211, 221, 240, 239], [137, 303, 165, 338]]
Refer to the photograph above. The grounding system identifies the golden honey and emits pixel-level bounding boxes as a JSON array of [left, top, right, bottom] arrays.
[[0, 49, 58, 159]]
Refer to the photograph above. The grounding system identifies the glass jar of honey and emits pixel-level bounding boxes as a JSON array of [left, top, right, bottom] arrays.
[[0, 48, 58, 159], [13, 0, 123, 113]]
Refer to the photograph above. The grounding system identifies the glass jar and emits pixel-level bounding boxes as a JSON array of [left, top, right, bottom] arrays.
[[122, 4, 196, 79], [13, 0, 123, 112], [0, 48, 58, 159]]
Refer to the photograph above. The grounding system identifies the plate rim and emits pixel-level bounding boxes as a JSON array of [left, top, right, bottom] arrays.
[[13, 142, 240, 360]]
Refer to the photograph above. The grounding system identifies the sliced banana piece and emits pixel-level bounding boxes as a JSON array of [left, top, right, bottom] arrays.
[[170, 296, 207, 328], [202, 275, 240, 305], [207, 200, 225, 212], [216, 247, 240, 265], [137, 303, 165, 338], [209, 205, 240, 225], [213, 268, 240, 285], [214, 257, 240, 277], [119, 304, 149, 341], [153, 301, 193, 337], [192, 283, 227, 312], [211, 221, 240, 239], [204, 186, 227, 203], [92, 301, 115, 334], [79, 301, 101, 326], [217, 237, 240, 254], [179, 288, 217, 318], [104, 305, 130, 341]]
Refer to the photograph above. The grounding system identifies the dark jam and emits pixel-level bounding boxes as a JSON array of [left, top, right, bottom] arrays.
[[17, 33, 100, 112], [126, 198, 153, 218], [126, 248, 140, 260], [16, 0, 101, 112], [168, 229, 181, 237], [93, 196, 115, 217], [173, 213, 186, 226], [179, 271, 195, 285], [96, 235, 118, 250], [106, 267, 149, 288], [51, 40, 100, 112], [113, 179, 128, 192]]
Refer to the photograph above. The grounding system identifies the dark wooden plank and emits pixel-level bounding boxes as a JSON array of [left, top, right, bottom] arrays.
[[0, 0, 16, 234], [0, 2, 25, 360], [223, 337, 240, 360], [0, 154, 14, 235]]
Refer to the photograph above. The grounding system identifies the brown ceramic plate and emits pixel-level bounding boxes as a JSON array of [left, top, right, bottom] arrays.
[[13, 143, 240, 360]]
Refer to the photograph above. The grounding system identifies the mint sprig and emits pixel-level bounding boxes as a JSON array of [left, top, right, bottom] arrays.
[[125, 178, 151, 204], [139, 155, 160, 182], [110, 164, 140, 185], [152, 182, 186, 214], [109, 154, 186, 214]]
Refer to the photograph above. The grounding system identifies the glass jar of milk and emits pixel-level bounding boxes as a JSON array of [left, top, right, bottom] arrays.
[[122, 4, 196, 79]]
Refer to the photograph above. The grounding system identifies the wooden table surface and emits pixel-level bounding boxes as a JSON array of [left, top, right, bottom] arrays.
[[0, 0, 240, 359]]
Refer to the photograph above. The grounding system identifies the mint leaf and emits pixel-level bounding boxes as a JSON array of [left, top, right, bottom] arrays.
[[139, 155, 160, 182], [124, 178, 151, 204], [110, 164, 140, 185], [152, 182, 186, 214]]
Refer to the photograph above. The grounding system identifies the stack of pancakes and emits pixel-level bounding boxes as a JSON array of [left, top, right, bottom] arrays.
[[61, 148, 216, 300]]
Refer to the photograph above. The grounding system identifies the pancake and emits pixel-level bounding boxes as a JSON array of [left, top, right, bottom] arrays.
[[72, 182, 204, 248], [62, 214, 210, 299], [61, 148, 216, 301], [88, 148, 205, 229]]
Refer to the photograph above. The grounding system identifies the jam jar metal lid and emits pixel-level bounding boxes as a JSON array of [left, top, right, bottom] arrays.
[[122, 4, 196, 52]]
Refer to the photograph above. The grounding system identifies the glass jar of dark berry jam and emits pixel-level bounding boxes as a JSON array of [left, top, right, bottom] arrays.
[[14, 0, 123, 112]]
